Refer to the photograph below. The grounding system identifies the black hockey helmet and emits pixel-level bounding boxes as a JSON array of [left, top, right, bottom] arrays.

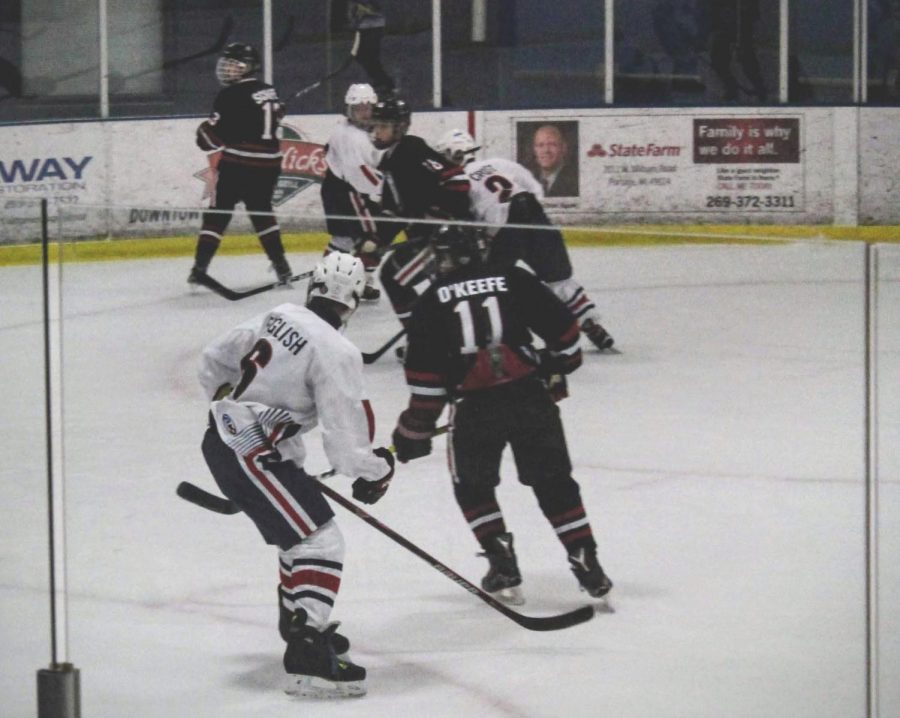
[[430, 224, 485, 275], [216, 43, 260, 85], [370, 97, 411, 148]]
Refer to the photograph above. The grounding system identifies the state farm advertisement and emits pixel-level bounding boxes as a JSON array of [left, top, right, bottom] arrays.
[[577, 114, 804, 214]]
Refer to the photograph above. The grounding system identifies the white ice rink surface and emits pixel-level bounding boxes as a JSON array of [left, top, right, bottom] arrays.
[[2, 242, 898, 718]]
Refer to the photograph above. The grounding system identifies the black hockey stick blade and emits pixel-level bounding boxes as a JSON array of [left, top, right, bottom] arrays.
[[362, 327, 407, 364], [176, 481, 240, 514], [191, 269, 313, 301]]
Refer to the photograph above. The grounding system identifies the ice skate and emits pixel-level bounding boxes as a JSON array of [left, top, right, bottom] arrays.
[[568, 547, 613, 602], [278, 586, 350, 657], [271, 257, 294, 287], [187, 265, 207, 286], [479, 532, 524, 605], [283, 610, 366, 699], [581, 318, 615, 351]]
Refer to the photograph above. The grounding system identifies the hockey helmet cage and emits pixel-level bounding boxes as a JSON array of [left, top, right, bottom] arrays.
[[307, 253, 366, 314], [430, 224, 485, 275], [369, 97, 411, 145], [216, 43, 260, 85], [435, 129, 480, 165]]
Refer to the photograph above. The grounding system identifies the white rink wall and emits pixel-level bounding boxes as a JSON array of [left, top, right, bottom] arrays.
[[1, 106, 899, 241]]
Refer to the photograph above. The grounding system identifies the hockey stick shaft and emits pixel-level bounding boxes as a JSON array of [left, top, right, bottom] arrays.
[[316, 484, 595, 630], [362, 326, 407, 364], [193, 269, 313, 301], [290, 32, 358, 101], [175, 479, 593, 631]]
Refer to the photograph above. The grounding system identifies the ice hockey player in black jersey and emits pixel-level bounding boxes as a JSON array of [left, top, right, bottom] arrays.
[[390, 224, 613, 605], [434, 128, 615, 352], [368, 97, 471, 327], [189, 43, 293, 286]]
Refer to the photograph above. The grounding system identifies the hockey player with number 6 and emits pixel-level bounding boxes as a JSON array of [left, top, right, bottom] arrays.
[[197, 253, 394, 698], [434, 128, 615, 352]]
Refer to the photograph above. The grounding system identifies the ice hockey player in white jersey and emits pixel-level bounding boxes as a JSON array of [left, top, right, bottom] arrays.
[[321, 83, 389, 300], [435, 128, 616, 352], [197, 253, 394, 698]]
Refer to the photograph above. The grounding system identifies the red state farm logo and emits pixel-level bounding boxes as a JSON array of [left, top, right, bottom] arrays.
[[194, 123, 327, 206], [587, 144, 608, 157]]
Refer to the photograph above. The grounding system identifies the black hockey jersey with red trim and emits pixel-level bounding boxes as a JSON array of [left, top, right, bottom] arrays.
[[196, 79, 284, 169], [401, 262, 582, 426], [378, 135, 471, 238]]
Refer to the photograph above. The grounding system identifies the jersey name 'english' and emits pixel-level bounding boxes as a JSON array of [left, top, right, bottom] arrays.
[[266, 315, 308, 355], [437, 276, 508, 303]]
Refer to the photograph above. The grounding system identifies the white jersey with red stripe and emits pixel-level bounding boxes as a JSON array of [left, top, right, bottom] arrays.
[[325, 119, 385, 202], [463, 157, 544, 235], [198, 302, 389, 481]]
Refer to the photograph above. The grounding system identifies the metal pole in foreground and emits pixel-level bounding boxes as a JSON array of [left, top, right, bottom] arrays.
[[38, 664, 80, 718], [36, 198, 80, 718]]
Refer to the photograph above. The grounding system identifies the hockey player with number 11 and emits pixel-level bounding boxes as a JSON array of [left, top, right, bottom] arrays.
[[434, 128, 615, 352], [391, 225, 613, 606], [197, 253, 394, 698]]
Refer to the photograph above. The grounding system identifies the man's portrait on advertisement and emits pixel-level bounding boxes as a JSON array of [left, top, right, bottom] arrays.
[[516, 120, 580, 197]]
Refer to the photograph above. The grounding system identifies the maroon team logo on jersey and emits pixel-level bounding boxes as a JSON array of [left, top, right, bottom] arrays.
[[194, 123, 327, 206]]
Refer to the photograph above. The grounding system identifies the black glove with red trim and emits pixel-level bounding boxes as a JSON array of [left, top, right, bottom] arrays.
[[352, 447, 395, 504]]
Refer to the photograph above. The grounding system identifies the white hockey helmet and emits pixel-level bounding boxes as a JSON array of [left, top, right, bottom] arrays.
[[345, 83, 378, 127], [307, 252, 366, 318], [435, 128, 480, 165]]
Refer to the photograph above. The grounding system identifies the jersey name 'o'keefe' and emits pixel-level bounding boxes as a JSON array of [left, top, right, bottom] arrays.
[[436, 276, 508, 302]]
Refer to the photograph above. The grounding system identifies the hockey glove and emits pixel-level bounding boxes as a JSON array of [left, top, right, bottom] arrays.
[[351, 447, 395, 504], [537, 349, 569, 403], [391, 427, 432, 463]]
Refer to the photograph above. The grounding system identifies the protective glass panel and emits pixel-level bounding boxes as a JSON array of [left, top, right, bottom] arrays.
[[0, 199, 53, 715], [789, 0, 854, 102], [876, 242, 900, 716], [109, 0, 263, 119], [0, 0, 101, 123], [868, 0, 900, 104], [440, 0, 605, 109], [27, 207, 879, 714], [615, 0, 779, 106]]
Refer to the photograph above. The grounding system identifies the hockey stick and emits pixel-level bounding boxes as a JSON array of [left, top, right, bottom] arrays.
[[175, 482, 595, 631], [289, 31, 359, 101], [192, 269, 313, 301], [179, 425, 450, 504], [362, 326, 407, 364], [317, 483, 596, 631]]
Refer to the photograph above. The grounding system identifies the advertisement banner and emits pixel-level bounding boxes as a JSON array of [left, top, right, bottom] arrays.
[[486, 109, 834, 222]]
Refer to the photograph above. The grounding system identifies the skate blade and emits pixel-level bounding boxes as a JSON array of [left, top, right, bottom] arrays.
[[491, 585, 525, 606], [594, 597, 615, 614], [285, 675, 367, 699]]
